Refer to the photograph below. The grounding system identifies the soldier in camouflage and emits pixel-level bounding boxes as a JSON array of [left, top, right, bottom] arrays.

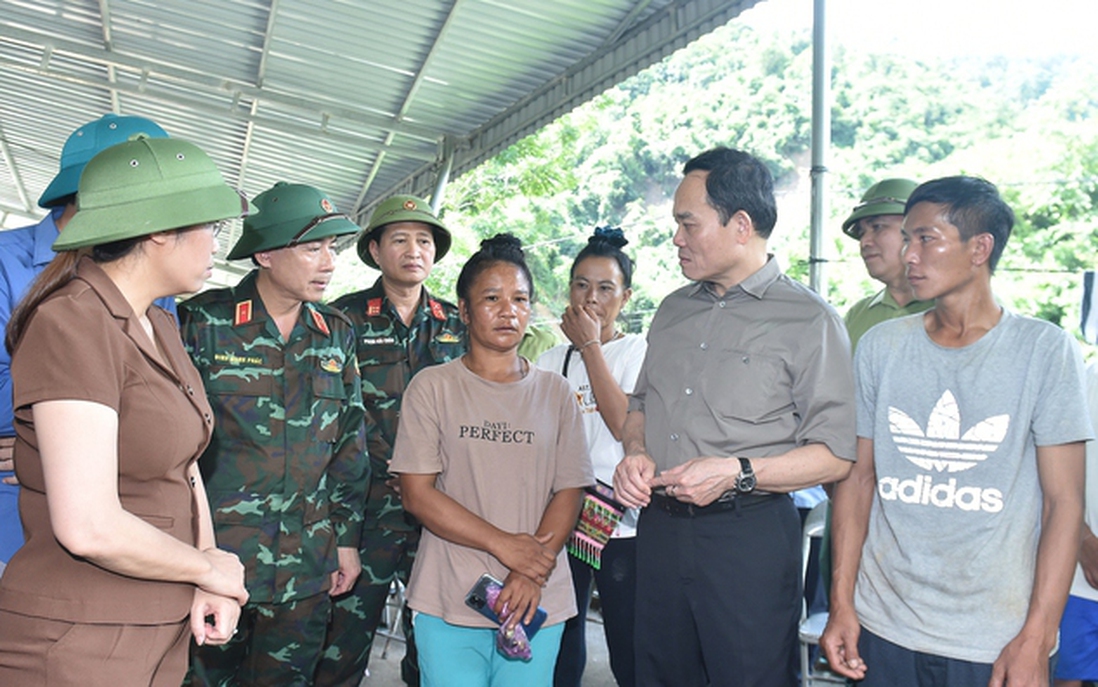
[[315, 195, 465, 687], [180, 182, 369, 687]]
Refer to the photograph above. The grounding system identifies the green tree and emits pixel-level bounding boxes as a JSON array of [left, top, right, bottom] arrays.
[[329, 21, 1098, 342]]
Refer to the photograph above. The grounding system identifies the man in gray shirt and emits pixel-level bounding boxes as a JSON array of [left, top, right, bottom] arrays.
[[821, 176, 1090, 687], [614, 147, 856, 687]]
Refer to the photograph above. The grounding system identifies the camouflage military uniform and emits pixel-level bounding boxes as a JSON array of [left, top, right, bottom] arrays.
[[179, 270, 369, 687], [315, 277, 464, 687]]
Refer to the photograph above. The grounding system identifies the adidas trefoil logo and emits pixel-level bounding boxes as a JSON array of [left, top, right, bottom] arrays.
[[881, 390, 1009, 513], [889, 390, 1009, 473]]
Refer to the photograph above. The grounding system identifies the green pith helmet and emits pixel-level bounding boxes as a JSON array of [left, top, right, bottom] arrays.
[[227, 182, 360, 260], [39, 113, 170, 208], [54, 136, 253, 251], [356, 194, 451, 269], [841, 178, 919, 239]]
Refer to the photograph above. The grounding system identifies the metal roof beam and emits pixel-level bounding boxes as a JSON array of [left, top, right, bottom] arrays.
[[0, 120, 32, 215], [459, 0, 764, 176], [0, 54, 437, 163], [352, 0, 467, 213], [354, 159, 448, 224], [254, 0, 281, 90], [362, 0, 763, 214], [0, 200, 37, 222], [0, 24, 441, 143], [602, 0, 655, 48], [235, 0, 283, 190], [96, 0, 120, 113]]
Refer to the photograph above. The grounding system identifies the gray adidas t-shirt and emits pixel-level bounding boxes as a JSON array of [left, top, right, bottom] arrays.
[[854, 309, 1092, 663]]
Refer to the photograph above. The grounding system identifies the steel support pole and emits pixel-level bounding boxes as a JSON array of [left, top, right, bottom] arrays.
[[809, 0, 831, 294]]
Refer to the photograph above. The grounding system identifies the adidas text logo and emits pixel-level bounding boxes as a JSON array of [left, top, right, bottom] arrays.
[[878, 474, 1004, 513]]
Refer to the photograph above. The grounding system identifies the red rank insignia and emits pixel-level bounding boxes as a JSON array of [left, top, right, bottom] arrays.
[[309, 307, 330, 335], [234, 300, 253, 326], [429, 299, 445, 321], [367, 298, 382, 317]]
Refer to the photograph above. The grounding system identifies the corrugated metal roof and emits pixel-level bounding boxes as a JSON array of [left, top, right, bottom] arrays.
[[0, 0, 762, 274]]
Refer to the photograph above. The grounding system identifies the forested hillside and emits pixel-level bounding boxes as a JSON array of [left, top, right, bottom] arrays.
[[331, 20, 1098, 336]]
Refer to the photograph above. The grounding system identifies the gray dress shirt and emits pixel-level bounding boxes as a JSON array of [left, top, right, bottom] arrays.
[[629, 257, 856, 472]]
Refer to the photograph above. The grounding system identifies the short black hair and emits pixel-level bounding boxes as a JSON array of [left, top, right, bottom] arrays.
[[906, 176, 1014, 273], [570, 226, 634, 289], [456, 233, 535, 303], [682, 147, 777, 238]]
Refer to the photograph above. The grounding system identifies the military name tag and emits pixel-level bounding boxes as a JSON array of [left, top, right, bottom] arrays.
[[214, 351, 263, 366]]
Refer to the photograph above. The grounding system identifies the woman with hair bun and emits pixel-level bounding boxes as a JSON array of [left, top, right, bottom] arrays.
[[538, 226, 645, 687], [391, 233, 594, 687]]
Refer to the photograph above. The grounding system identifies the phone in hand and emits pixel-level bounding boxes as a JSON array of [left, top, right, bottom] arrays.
[[464, 573, 547, 638]]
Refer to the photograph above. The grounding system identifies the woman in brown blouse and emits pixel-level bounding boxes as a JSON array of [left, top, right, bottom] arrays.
[[0, 136, 251, 687]]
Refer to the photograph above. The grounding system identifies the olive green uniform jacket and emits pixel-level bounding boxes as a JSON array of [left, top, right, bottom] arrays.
[[844, 288, 932, 352], [332, 278, 465, 534], [179, 271, 369, 604]]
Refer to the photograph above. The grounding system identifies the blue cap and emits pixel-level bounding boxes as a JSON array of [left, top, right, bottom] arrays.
[[38, 113, 169, 208]]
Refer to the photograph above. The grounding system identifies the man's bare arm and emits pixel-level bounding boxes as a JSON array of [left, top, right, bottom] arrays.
[[819, 437, 877, 681], [613, 410, 657, 508], [649, 443, 852, 507], [989, 441, 1084, 687]]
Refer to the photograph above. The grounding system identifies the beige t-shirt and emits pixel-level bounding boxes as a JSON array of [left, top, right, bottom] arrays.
[[390, 358, 593, 628]]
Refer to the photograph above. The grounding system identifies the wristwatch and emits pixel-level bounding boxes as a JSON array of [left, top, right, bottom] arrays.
[[734, 457, 756, 494]]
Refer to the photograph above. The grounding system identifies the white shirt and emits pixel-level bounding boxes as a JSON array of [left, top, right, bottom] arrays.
[[538, 333, 647, 537]]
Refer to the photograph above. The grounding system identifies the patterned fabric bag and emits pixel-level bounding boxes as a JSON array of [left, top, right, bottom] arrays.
[[559, 346, 626, 569], [567, 481, 624, 569]]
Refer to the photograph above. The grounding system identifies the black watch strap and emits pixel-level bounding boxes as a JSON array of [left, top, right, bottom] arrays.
[[735, 457, 757, 494]]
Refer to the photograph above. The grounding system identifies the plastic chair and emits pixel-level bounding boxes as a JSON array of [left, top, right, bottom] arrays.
[[798, 500, 847, 687]]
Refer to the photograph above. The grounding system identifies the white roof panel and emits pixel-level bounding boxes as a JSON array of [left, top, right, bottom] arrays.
[[0, 0, 762, 272]]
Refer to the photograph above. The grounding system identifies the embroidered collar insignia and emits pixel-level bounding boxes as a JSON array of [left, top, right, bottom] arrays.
[[234, 300, 253, 326], [308, 307, 330, 336]]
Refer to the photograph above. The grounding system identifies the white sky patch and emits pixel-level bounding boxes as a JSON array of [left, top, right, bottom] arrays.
[[740, 0, 1098, 58]]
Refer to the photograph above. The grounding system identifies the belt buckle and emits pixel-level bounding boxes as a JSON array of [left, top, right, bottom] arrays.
[[716, 489, 737, 504], [654, 489, 688, 517], [662, 492, 683, 516]]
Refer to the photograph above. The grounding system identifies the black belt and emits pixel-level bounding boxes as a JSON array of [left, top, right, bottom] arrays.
[[648, 489, 777, 517]]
